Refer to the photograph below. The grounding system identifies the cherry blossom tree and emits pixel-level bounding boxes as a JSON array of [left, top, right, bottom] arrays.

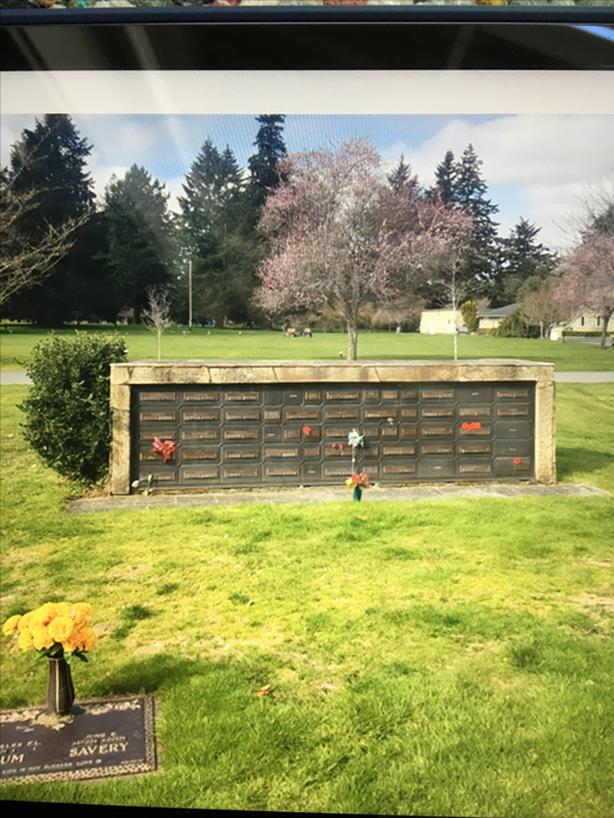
[[518, 276, 568, 339], [255, 139, 470, 360], [555, 231, 614, 348]]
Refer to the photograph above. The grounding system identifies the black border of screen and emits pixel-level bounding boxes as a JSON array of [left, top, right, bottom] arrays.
[[1, 6, 614, 72]]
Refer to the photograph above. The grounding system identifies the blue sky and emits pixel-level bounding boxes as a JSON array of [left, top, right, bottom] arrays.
[[2, 112, 613, 251]]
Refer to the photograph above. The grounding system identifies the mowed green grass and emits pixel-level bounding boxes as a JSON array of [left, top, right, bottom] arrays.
[[1, 325, 613, 371], [0, 385, 613, 816]]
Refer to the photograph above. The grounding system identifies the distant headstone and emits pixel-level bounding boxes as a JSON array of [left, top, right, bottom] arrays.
[[0, 695, 157, 782]]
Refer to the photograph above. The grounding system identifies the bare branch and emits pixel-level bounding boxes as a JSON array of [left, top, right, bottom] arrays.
[[0, 173, 91, 306]]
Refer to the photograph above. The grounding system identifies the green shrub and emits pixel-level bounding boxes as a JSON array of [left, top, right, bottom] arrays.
[[494, 310, 530, 338], [20, 333, 127, 484], [460, 300, 479, 333]]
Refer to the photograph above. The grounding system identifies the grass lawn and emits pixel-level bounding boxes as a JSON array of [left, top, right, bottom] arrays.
[[1, 325, 613, 372], [0, 384, 613, 816]]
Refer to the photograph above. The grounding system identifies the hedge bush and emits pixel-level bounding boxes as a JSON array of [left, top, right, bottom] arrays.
[[563, 330, 614, 338], [20, 333, 127, 484]]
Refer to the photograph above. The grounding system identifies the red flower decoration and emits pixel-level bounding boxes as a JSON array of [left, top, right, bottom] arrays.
[[331, 442, 338, 449], [303, 425, 312, 436], [152, 437, 176, 463], [461, 421, 482, 432], [514, 457, 523, 465]]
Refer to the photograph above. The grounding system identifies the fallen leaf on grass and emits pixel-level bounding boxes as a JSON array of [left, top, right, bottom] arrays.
[[255, 684, 273, 697]]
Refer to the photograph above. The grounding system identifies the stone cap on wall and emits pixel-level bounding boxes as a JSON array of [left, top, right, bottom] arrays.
[[110, 359, 555, 385]]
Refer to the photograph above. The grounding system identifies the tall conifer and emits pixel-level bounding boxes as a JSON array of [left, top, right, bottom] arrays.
[[102, 165, 174, 322], [5, 114, 100, 323]]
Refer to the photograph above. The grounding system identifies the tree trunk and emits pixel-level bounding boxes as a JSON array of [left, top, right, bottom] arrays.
[[600, 309, 612, 349], [452, 329, 458, 361], [346, 321, 358, 361]]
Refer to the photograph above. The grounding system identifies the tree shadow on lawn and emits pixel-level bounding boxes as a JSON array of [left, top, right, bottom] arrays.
[[89, 652, 280, 699], [556, 445, 614, 482]]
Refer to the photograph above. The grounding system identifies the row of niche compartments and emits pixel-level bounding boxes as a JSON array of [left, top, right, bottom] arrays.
[[135, 455, 533, 485], [137, 420, 533, 445], [138, 439, 533, 464], [137, 402, 533, 425], [135, 383, 534, 407]]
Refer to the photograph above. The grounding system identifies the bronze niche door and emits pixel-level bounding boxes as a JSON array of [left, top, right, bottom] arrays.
[[130, 381, 535, 490]]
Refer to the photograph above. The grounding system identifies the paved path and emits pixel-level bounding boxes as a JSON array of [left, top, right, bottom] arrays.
[[555, 371, 614, 383], [2, 370, 613, 385], [1, 371, 32, 385], [69, 482, 608, 514]]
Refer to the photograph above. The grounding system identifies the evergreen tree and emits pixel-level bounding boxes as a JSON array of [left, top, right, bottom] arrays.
[[248, 115, 288, 207], [179, 140, 255, 326], [496, 218, 555, 304], [388, 155, 411, 192], [4, 114, 100, 324], [453, 144, 500, 293], [101, 165, 174, 322], [432, 150, 457, 205]]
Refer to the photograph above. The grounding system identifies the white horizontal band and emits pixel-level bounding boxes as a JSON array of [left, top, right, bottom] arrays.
[[2, 70, 613, 115]]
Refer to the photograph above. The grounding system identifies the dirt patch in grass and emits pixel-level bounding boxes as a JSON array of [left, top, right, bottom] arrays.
[[573, 594, 614, 614], [109, 564, 152, 580], [578, 559, 614, 568]]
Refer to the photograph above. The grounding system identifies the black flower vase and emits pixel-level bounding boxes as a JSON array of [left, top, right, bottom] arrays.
[[47, 657, 75, 716], [353, 485, 362, 502]]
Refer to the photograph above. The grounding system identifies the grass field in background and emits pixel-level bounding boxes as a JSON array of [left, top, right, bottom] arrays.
[[0, 384, 612, 816], [1, 325, 613, 371]]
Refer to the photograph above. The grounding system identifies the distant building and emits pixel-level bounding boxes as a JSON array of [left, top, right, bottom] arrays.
[[550, 309, 612, 340], [419, 309, 465, 335], [477, 304, 517, 333]]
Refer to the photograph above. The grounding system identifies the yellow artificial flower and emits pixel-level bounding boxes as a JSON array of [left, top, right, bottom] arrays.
[[80, 625, 97, 652], [48, 616, 75, 643], [2, 614, 21, 635], [31, 624, 54, 651], [17, 611, 34, 632], [73, 603, 92, 625], [55, 602, 71, 617], [17, 629, 34, 651], [31, 603, 57, 626]]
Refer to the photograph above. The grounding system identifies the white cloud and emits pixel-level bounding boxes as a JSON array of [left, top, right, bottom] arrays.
[[0, 114, 37, 165], [383, 115, 614, 187], [383, 114, 614, 250], [90, 164, 130, 204], [163, 175, 186, 214], [78, 115, 161, 167]]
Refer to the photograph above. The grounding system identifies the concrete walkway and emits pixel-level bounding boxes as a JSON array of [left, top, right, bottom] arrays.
[[68, 482, 608, 514], [555, 371, 614, 383], [1, 371, 32, 385], [2, 370, 613, 386]]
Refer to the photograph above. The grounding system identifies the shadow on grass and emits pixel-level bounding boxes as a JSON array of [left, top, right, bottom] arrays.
[[89, 651, 281, 698], [556, 446, 613, 481], [89, 655, 204, 697]]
